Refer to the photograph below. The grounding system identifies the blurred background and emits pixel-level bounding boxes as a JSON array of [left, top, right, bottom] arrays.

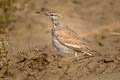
[[0, 0, 120, 80], [1, 0, 120, 52], [0, 0, 13, 32]]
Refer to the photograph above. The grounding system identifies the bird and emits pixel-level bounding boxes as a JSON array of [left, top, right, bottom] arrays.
[[36, 11, 93, 57]]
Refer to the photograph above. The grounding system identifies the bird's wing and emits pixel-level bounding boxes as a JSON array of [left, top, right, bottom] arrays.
[[55, 27, 90, 53]]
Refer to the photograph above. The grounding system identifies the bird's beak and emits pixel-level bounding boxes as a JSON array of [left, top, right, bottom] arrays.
[[36, 11, 49, 16]]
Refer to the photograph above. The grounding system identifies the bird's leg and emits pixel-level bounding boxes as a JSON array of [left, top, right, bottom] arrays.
[[74, 52, 78, 57]]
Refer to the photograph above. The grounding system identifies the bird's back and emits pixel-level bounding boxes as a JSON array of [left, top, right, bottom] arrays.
[[54, 26, 91, 54]]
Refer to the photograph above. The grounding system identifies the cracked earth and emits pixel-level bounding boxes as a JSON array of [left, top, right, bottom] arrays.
[[1, 0, 120, 80]]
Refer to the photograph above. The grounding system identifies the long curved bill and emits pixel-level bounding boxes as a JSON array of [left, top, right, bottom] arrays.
[[36, 11, 49, 16]]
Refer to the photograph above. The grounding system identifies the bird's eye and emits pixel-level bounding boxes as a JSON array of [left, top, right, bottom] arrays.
[[51, 14, 54, 16]]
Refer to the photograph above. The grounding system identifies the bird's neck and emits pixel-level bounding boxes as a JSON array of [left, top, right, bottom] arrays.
[[50, 18, 65, 31]]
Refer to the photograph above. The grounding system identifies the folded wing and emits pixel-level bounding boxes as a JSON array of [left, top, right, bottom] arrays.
[[55, 26, 90, 53]]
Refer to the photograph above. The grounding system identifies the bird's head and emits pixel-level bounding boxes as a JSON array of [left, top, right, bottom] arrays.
[[36, 11, 64, 29], [36, 11, 62, 20]]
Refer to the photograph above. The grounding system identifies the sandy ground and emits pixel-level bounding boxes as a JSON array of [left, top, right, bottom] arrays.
[[0, 0, 120, 80]]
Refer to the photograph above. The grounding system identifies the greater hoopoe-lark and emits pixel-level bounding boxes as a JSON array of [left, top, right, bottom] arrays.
[[36, 11, 93, 57]]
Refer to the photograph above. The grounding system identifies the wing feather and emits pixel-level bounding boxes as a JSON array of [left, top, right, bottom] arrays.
[[55, 26, 89, 53]]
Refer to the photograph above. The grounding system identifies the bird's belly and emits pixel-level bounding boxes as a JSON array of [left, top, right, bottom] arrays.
[[52, 37, 75, 54]]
